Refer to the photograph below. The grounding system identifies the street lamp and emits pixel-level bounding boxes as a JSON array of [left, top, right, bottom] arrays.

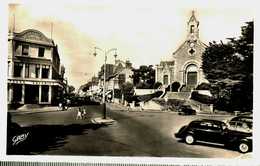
[[94, 47, 117, 119], [112, 53, 118, 103]]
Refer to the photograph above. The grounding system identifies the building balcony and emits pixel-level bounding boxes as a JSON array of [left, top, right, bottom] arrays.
[[8, 77, 64, 87], [12, 54, 52, 64]]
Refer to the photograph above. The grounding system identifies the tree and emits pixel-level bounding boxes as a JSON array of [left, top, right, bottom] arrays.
[[136, 81, 150, 89], [132, 65, 155, 89], [171, 82, 181, 92], [121, 82, 134, 102], [68, 85, 75, 94], [202, 21, 253, 112], [196, 83, 211, 90], [153, 82, 162, 89], [80, 82, 92, 92]]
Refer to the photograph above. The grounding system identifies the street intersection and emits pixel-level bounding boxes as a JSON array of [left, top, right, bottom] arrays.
[[9, 105, 242, 158]]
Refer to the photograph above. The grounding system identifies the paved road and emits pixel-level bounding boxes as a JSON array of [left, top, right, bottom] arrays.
[[9, 105, 241, 158]]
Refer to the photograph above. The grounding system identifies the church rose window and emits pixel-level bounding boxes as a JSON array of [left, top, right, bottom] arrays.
[[189, 48, 195, 55]]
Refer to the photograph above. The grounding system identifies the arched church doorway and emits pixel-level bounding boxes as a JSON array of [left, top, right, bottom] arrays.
[[186, 64, 198, 86]]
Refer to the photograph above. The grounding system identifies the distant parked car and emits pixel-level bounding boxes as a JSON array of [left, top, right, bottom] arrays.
[[175, 119, 252, 153], [178, 105, 196, 115], [227, 114, 252, 133]]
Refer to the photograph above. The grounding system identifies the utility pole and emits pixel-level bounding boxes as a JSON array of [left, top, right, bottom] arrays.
[[94, 47, 117, 119]]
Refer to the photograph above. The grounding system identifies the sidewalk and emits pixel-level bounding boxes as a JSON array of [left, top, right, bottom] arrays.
[[107, 102, 234, 117], [106, 102, 127, 111], [8, 106, 64, 115], [91, 117, 115, 125], [107, 102, 174, 113]]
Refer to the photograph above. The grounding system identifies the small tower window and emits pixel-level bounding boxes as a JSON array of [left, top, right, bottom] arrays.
[[190, 25, 195, 33]]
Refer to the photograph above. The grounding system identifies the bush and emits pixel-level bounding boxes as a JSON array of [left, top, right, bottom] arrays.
[[164, 82, 181, 92], [136, 82, 151, 89], [165, 84, 170, 91], [153, 82, 162, 89], [114, 89, 122, 98], [136, 91, 163, 102], [172, 82, 181, 92], [121, 82, 134, 102], [191, 91, 215, 104], [196, 83, 211, 90]]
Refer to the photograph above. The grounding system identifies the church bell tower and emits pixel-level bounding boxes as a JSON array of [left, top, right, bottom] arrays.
[[187, 10, 199, 42]]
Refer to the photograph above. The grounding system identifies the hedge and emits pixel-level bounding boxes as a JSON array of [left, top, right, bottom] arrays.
[[191, 91, 215, 104]]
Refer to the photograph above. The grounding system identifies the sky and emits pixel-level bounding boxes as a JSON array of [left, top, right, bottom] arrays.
[[7, 0, 255, 89]]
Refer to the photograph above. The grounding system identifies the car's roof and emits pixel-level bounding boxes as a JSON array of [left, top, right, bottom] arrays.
[[191, 119, 225, 124], [238, 112, 252, 116], [230, 116, 253, 123]]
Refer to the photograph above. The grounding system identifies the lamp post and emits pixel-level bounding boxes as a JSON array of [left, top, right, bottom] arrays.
[[94, 47, 117, 119], [112, 53, 117, 103]]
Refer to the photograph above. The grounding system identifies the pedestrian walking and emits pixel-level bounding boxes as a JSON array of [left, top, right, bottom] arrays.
[[82, 107, 87, 119], [140, 102, 144, 111], [59, 102, 63, 111], [76, 107, 82, 120], [164, 96, 169, 111], [127, 102, 131, 112]]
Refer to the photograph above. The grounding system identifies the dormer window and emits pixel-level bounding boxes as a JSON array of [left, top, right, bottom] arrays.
[[22, 45, 29, 56], [38, 47, 45, 57]]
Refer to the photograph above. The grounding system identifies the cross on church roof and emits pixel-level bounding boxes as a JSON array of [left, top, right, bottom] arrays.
[[188, 10, 198, 23]]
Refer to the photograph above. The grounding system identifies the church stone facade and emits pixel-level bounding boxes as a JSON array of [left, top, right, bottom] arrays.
[[155, 11, 208, 91]]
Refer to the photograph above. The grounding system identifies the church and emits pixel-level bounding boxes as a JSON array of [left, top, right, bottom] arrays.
[[155, 11, 208, 92]]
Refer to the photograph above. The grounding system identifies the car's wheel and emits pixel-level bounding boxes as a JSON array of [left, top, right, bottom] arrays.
[[185, 134, 195, 145], [238, 142, 250, 153]]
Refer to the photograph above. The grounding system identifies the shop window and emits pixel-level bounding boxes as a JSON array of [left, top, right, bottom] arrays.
[[13, 84, 22, 102], [41, 85, 49, 102], [38, 47, 45, 57]]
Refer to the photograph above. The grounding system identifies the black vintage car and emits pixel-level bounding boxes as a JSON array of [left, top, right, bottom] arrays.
[[175, 119, 252, 153], [178, 105, 196, 115], [227, 114, 252, 133]]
